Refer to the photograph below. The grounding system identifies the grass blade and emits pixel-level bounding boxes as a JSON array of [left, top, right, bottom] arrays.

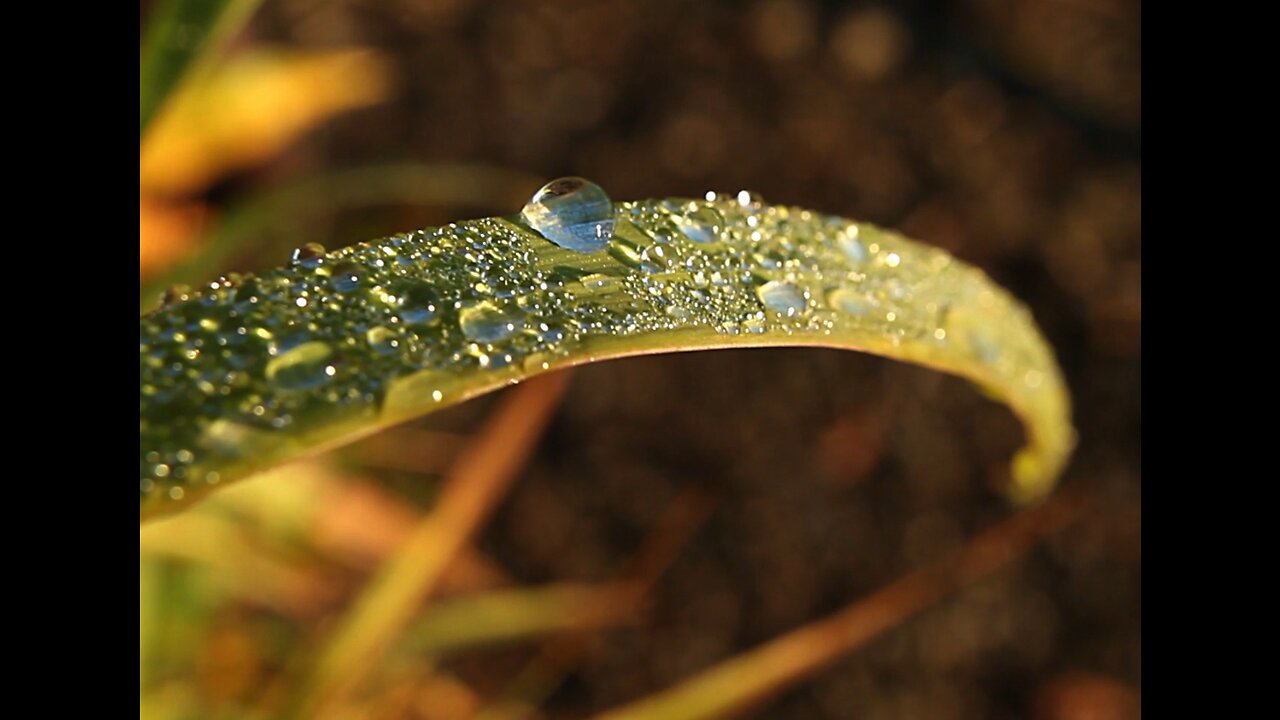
[[139, 162, 542, 311], [139, 0, 263, 137], [140, 189, 1074, 522], [402, 583, 630, 656]]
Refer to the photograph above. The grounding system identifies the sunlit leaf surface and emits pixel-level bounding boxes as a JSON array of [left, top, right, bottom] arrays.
[[140, 179, 1074, 522]]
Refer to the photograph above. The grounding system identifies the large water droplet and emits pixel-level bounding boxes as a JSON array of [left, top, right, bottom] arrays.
[[459, 301, 520, 343], [757, 280, 807, 317], [291, 243, 327, 269], [265, 341, 336, 391], [521, 177, 615, 253], [674, 203, 724, 244]]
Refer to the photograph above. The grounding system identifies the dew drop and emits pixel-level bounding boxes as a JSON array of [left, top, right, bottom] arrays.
[[828, 288, 870, 316], [366, 325, 400, 355], [330, 260, 362, 292], [521, 177, 615, 253], [970, 331, 1001, 364], [757, 280, 807, 317], [291, 243, 327, 268], [674, 203, 725, 244], [459, 301, 520, 343], [396, 282, 440, 325], [839, 230, 868, 264], [265, 341, 336, 391], [161, 284, 190, 307]]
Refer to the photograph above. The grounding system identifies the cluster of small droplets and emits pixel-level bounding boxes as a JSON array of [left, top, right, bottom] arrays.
[[142, 177, 1050, 516]]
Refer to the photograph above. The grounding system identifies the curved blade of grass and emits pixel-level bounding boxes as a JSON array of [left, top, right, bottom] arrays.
[[139, 0, 263, 137], [140, 190, 1075, 522], [140, 162, 543, 312]]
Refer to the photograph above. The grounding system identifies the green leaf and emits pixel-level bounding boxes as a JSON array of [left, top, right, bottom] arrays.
[[140, 162, 543, 313], [139, 0, 263, 137], [139, 182, 1075, 522]]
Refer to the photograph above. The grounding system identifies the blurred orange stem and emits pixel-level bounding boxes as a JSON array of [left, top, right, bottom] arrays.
[[591, 488, 1088, 720], [300, 371, 572, 717]]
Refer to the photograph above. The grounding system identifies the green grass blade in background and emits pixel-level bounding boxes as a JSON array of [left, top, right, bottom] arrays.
[[139, 0, 263, 137], [139, 185, 1075, 523]]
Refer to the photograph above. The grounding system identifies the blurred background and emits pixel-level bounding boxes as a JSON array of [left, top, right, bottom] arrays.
[[139, 1, 1140, 718]]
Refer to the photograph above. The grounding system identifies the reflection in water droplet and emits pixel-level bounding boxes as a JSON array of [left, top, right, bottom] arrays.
[[674, 203, 724, 244], [521, 177, 615, 253], [291, 243, 327, 268], [757, 280, 807, 317], [265, 341, 336, 391], [459, 301, 520, 343]]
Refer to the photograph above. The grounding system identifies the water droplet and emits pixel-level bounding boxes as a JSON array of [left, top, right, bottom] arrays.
[[737, 190, 764, 207], [839, 230, 868, 264], [291, 243, 327, 268], [828, 288, 869, 316], [233, 277, 262, 305], [674, 203, 724, 244], [521, 177, 615, 253], [459, 301, 520, 343], [757, 280, 807, 317], [265, 341, 336, 391], [970, 331, 1001, 364], [580, 273, 623, 294], [330, 260, 362, 292], [161, 284, 190, 307], [366, 325, 400, 355], [396, 282, 440, 325]]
